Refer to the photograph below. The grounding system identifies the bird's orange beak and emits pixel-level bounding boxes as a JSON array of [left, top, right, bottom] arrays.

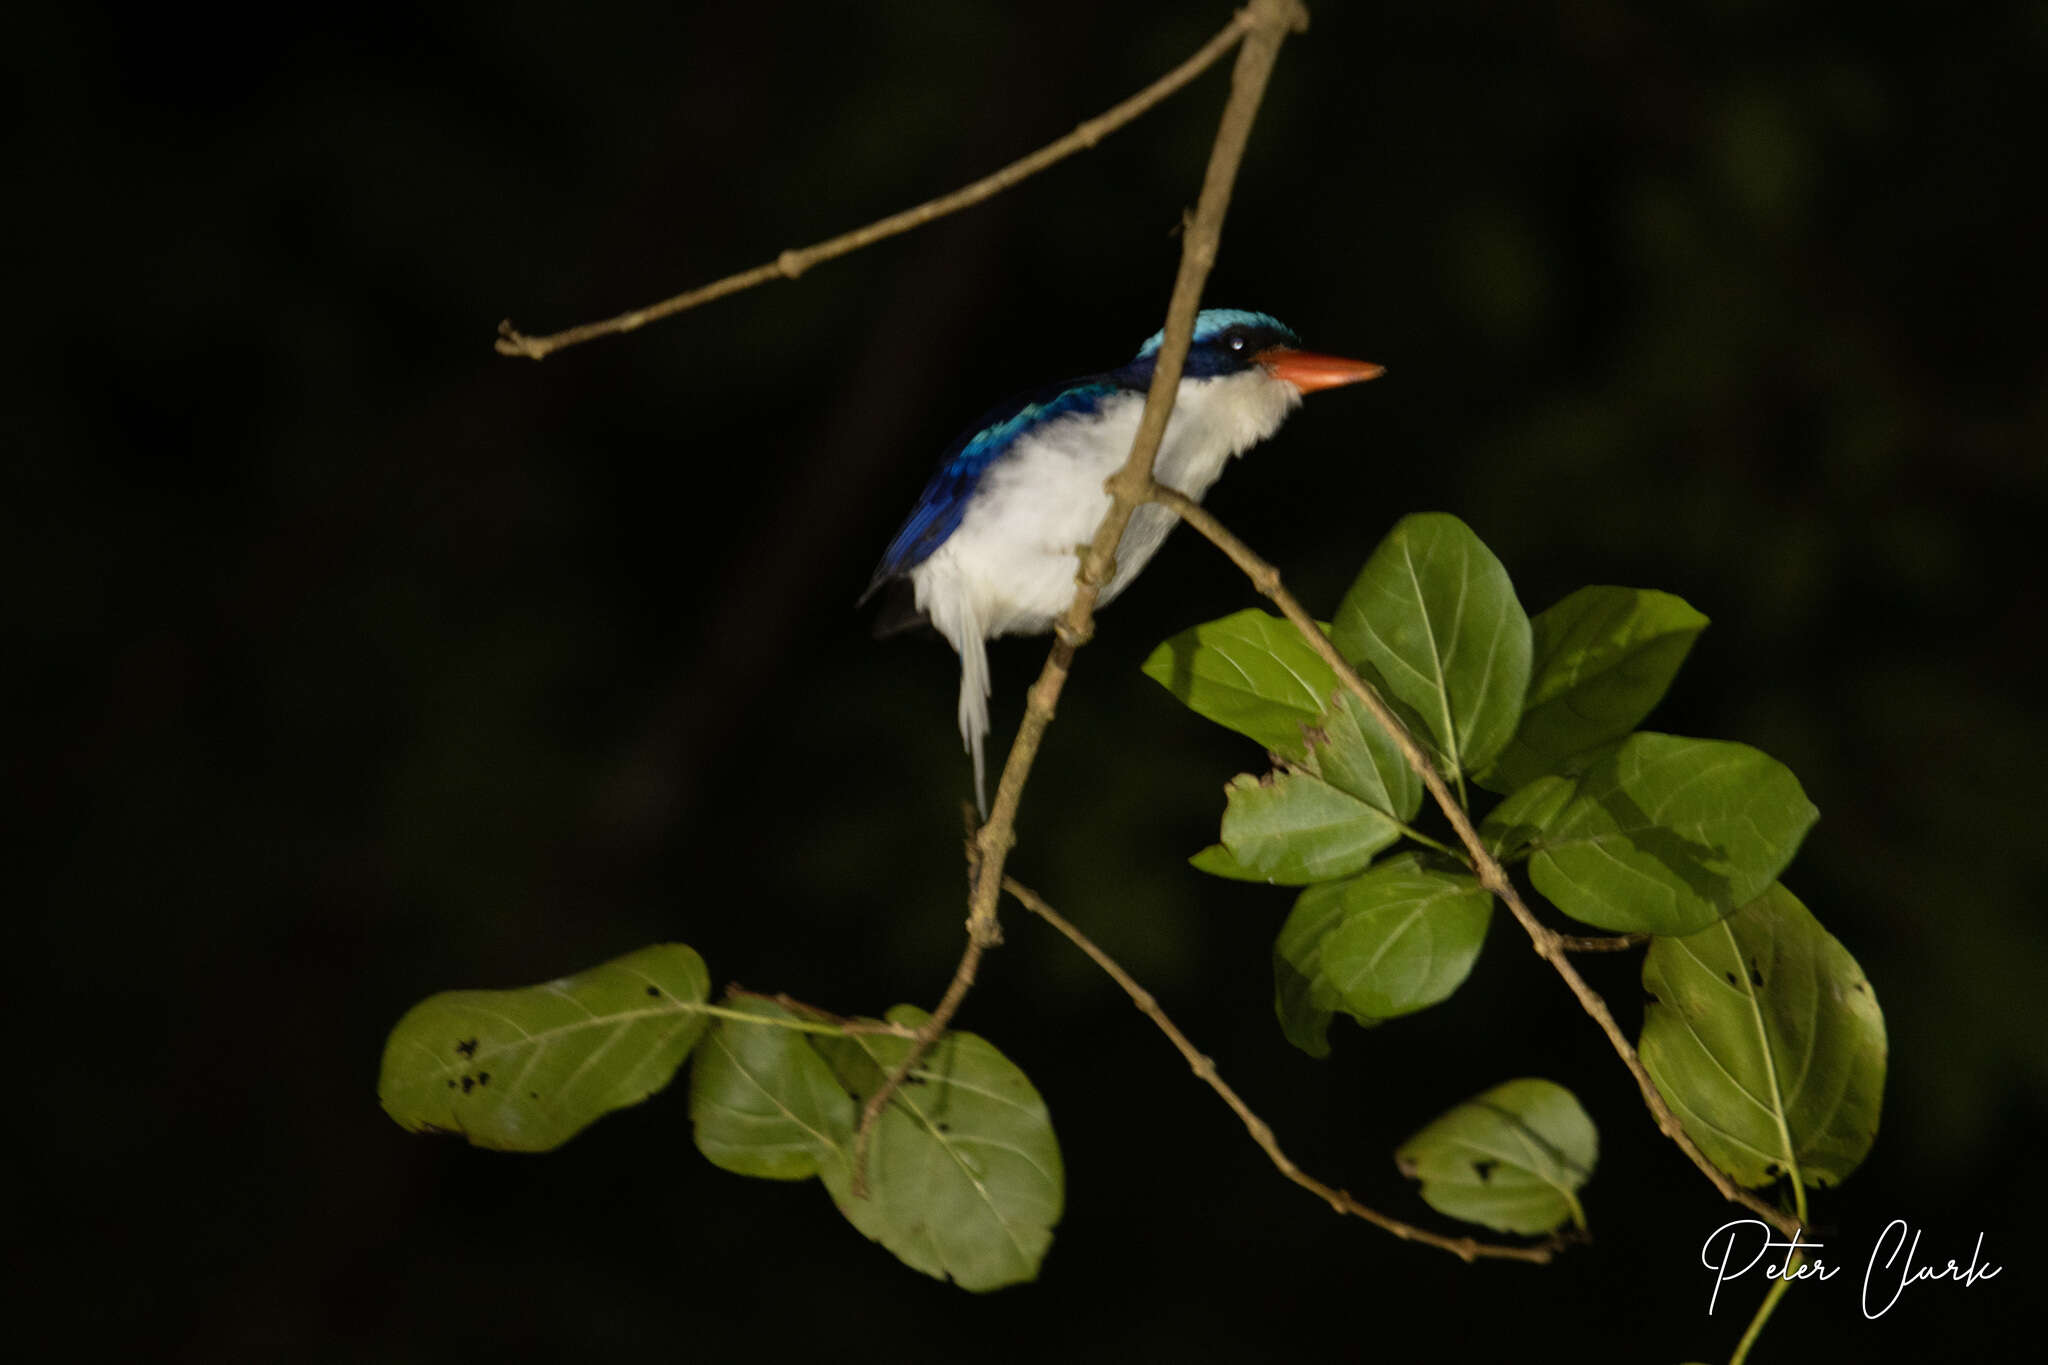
[[1256, 347, 1385, 393]]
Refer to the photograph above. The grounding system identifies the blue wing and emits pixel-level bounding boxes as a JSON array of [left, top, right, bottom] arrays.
[[860, 378, 1122, 603]]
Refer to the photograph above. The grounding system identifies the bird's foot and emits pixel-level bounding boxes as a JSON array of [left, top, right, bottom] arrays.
[[1054, 616, 1094, 647]]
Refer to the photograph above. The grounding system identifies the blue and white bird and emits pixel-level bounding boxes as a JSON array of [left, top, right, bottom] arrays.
[[862, 308, 1383, 814]]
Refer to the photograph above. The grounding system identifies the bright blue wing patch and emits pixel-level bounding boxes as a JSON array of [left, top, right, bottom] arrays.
[[1134, 308, 1295, 360], [863, 380, 1121, 596]]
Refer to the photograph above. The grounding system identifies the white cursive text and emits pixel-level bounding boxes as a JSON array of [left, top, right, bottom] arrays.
[[1700, 1219, 1838, 1314], [1861, 1219, 2000, 1319]]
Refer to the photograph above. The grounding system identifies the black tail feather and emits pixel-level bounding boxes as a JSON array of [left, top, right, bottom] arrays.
[[863, 576, 934, 640]]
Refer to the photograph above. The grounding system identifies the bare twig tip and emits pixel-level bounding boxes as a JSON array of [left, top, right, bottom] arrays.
[[493, 321, 553, 360]]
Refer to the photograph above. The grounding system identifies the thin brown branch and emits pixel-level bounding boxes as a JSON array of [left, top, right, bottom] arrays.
[[1149, 484, 1803, 1241], [1004, 876, 1563, 1264], [1558, 932, 1650, 953], [495, 10, 1260, 360], [848, 0, 1313, 1196]]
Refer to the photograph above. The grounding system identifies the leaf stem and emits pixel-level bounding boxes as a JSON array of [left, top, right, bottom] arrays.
[[1728, 1250, 1799, 1365], [1393, 821, 1461, 861], [692, 1001, 919, 1039]]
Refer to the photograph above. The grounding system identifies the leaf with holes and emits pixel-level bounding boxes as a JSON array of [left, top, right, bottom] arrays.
[[1332, 513, 1531, 779], [379, 943, 711, 1151], [1525, 733, 1818, 935], [1219, 770, 1403, 885], [1477, 586, 1708, 793], [690, 998, 855, 1180], [1640, 884, 1886, 1189], [1273, 854, 1493, 1055], [1141, 609, 1337, 761], [1396, 1078, 1597, 1236], [813, 1006, 1063, 1292]]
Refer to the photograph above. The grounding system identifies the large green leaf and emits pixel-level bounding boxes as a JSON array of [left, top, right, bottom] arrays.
[[1332, 513, 1532, 779], [1218, 770, 1403, 885], [1526, 733, 1818, 934], [1640, 884, 1886, 1190], [690, 999, 854, 1180], [1272, 879, 1354, 1058], [1477, 586, 1708, 793], [1306, 689, 1423, 821], [1141, 608, 1337, 760], [1395, 1078, 1597, 1235], [379, 943, 711, 1151], [1273, 854, 1493, 1054], [814, 1006, 1063, 1293]]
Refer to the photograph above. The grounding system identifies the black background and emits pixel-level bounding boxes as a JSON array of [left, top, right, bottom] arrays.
[[17, 1, 2042, 1358]]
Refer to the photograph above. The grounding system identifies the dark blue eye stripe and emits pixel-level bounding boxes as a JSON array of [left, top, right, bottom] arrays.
[[1134, 308, 1296, 359]]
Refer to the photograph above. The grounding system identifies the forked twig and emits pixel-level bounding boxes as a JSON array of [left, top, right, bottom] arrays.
[[494, 10, 1260, 359], [1004, 876, 1563, 1264]]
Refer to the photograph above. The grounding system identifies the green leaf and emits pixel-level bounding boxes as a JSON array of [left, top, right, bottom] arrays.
[[1395, 1078, 1597, 1236], [1332, 513, 1532, 779], [1640, 884, 1886, 1190], [1478, 772, 1578, 861], [1526, 733, 1819, 934], [1306, 689, 1423, 821], [690, 1004, 1063, 1290], [1141, 608, 1337, 760], [1273, 854, 1493, 1054], [815, 1007, 1063, 1292], [1320, 861, 1494, 1019], [1218, 770, 1403, 885], [690, 999, 854, 1180], [1187, 842, 1274, 882], [379, 943, 711, 1151], [1272, 879, 1354, 1057], [1478, 586, 1708, 793]]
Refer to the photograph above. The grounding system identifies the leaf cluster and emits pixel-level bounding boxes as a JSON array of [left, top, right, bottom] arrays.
[[1144, 513, 1885, 1235], [379, 953, 1061, 1291]]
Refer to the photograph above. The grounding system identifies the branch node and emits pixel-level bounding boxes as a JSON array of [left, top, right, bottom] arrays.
[[1074, 542, 1118, 592], [776, 248, 810, 279], [494, 321, 549, 360]]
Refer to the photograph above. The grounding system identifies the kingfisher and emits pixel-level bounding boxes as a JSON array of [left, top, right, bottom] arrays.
[[862, 308, 1383, 814]]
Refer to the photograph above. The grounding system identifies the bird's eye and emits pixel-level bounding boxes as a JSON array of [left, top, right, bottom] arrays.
[[1228, 334, 1247, 352]]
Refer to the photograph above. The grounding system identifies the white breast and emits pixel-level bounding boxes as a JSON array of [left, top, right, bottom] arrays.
[[910, 369, 1302, 640]]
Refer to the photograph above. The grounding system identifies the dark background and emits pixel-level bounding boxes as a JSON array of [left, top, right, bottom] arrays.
[[17, 0, 2042, 1358]]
